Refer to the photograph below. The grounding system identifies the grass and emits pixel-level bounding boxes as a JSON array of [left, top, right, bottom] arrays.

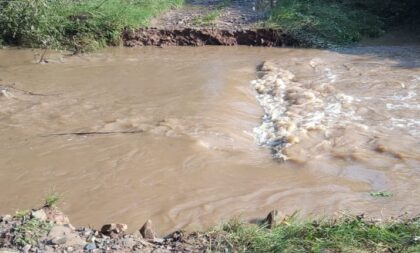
[[0, 0, 184, 51], [370, 191, 393, 198], [208, 215, 420, 252], [12, 218, 52, 246], [44, 192, 61, 208], [191, 0, 231, 26], [191, 10, 221, 26], [265, 0, 384, 47]]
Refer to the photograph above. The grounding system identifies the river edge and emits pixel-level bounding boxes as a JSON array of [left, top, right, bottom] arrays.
[[1, 47, 420, 252], [0, 205, 419, 253]]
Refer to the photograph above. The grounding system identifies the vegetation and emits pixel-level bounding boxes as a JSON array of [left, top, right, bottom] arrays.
[[266, 0, 420, 47], [191, 0, 231, 26], [44, 192, 61, 207], [370, 191, 393, 198], [191, 10, 221, 26], [0, 0, 184, 51], [13, 218, 52, 246], [209, 215, 420, 252]]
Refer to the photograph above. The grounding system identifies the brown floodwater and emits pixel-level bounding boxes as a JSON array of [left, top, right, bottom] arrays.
[[0, 45, 419, 233]]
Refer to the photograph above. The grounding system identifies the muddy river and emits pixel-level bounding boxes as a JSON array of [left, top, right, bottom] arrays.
[[0, 45, 419, 233]]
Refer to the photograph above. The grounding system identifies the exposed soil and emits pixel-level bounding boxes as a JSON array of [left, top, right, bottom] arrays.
[[125, 0, 294, 47], [123, 28, 297, 47], [0, 206, 272, 253], [151, 0, 267, 30]]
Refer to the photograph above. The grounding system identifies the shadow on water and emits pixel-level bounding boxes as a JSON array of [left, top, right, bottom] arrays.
[[336, 29, 420, 69]]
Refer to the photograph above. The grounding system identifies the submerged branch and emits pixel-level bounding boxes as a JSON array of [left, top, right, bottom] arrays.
[[0, 84, 61, 97], [41, 130, 144, 137]]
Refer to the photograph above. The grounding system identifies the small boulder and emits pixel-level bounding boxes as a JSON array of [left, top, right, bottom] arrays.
[[100, 223, 128, 238], [47, 225, 85, 247], [140, 220, 156, 240], [264, 210, 285, 229], [44, 208, 70, 225], [31, 209, 47, 221], [84, 243, 96, 251], [49, 236, 67, 245]]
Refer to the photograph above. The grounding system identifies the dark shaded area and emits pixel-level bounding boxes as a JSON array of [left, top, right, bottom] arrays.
[[339, 0, 420, 27]]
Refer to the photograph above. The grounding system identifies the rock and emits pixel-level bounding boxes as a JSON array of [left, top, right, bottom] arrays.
[[264, 209, 283, 229], [47, 225, 85, 247], [100, 223, 128, 238], [31, 209, 47, 221], [84, 243, 96, 251], [122, 237, 136, 248], [49, 236, 67, 245], [140, 220, 156, 240], [0, 215, 12, 222], [22, 245, 31, 253], [0, 248, 19, 253], [44, 208, 70, 225]]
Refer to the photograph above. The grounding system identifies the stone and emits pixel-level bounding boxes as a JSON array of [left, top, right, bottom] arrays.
[[100, 223, 127, 238], [0, 248, 19, 253], [0, 215, 12, 223], [47, 225, 85, 247], [49, 236, 67, 245], [84, 243, 96, 251], [22, 245, 31, 253], [264, 210, 278, 229], [264, 209, 285, 229], [140, 220, 156, 240], [31, 209, 47, 221], [44, 208, 70, 225]]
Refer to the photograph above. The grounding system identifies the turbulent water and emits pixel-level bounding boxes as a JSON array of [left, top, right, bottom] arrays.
[[0, 45, 419, 233]]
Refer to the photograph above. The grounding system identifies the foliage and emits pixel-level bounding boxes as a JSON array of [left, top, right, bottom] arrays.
[[266, 0, 420, 47], [44, 192, 61, 207], [0, 0, 184, 51], [13, 218, 52, 246], [209, 216, 420, 252], [266, 0, 384, 47], [14, 209, 29, 219]]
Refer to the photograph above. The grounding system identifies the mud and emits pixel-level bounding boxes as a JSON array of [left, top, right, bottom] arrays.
[[123, 28, 298, 47]]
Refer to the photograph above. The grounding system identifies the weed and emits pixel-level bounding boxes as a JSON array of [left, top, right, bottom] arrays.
[[370, 191, 393, 197], [44, 192, 61, 208], [14, 210, 29, 219], [191, 10, 221, 26], [209, 215, 420, 252], [13, 218, 52, 246]]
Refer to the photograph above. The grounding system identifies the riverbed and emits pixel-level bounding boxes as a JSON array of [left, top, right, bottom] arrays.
[[0, 45, 419, 233]]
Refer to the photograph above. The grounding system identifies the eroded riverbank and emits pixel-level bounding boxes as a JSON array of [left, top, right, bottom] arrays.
[[0, 46, 419, 235]]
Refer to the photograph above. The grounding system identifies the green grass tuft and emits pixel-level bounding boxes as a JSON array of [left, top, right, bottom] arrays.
[[44, 192, 61, 208], [13, 218, 53, 246], [370, 191, 393, 197], [208, 215, 420, 252]]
